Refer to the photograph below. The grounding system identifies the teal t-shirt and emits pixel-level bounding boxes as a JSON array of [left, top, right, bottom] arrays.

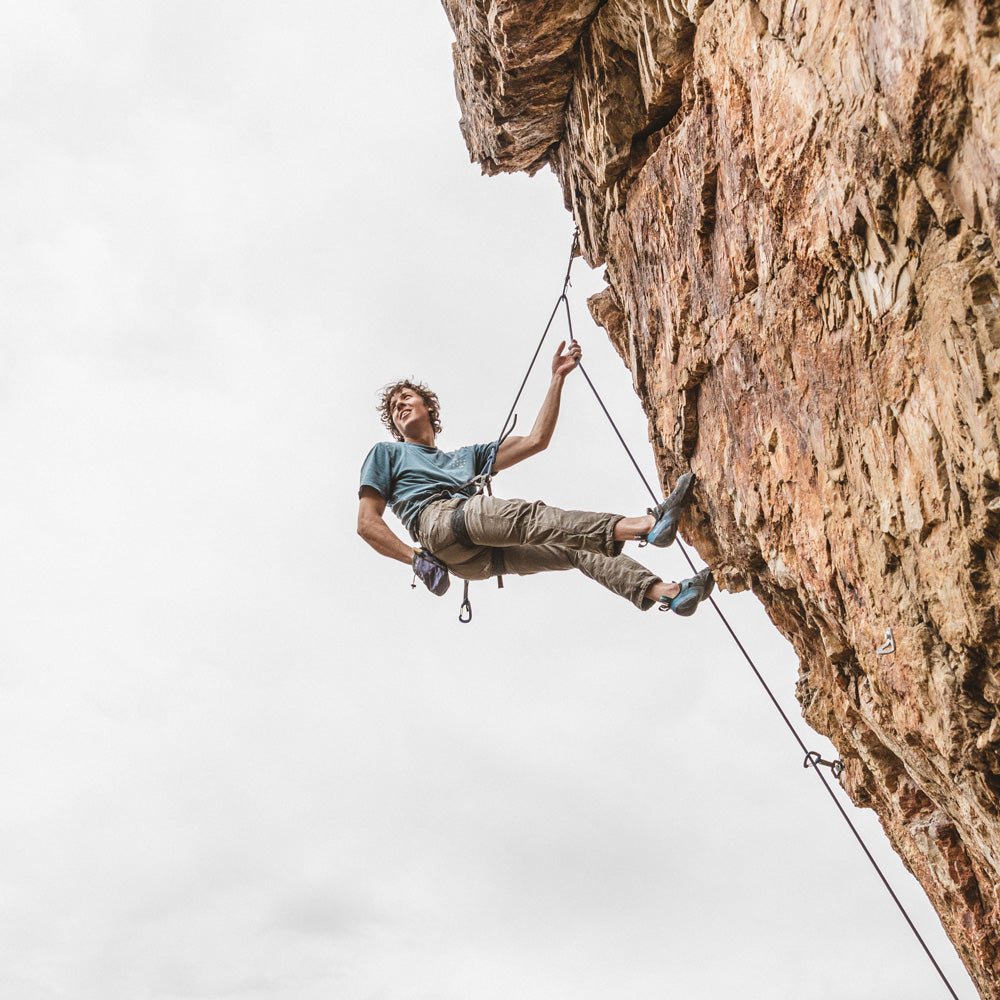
[[359, 440, 497, 536]]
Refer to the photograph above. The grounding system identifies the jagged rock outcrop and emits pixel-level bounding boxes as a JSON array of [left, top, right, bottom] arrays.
[[442, 0, 1000, 994]]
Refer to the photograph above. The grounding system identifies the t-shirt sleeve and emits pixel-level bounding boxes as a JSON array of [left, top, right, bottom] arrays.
[[359, 444, 393, 501], [474, 441, 499, 476]]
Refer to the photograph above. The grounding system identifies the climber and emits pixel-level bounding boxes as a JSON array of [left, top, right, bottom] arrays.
[[356, 339, 714, 615]]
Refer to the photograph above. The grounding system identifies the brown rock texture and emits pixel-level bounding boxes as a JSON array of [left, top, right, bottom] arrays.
[[443, 0, 1000, 994]]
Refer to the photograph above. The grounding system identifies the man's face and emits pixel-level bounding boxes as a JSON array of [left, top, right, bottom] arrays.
[[390, 387, 430, 439]]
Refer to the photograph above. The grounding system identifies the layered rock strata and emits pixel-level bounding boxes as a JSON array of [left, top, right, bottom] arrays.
[[442, 0, 1000, 994]]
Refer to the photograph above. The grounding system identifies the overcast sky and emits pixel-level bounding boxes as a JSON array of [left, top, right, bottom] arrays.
[[1, 3, 977, 998]]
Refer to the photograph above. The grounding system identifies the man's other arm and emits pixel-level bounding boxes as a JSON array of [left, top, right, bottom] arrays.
[[357, 487, 415, 564], [492, 339, 581, 472]]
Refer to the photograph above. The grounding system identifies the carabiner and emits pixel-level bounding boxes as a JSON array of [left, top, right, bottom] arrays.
[[458, 580, 473, 624]]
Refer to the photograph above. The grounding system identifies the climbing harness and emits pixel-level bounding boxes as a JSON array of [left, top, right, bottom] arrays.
[[408, 417, 521, 619], [446, 228, 961, 999], [451, 496, 507, 624]]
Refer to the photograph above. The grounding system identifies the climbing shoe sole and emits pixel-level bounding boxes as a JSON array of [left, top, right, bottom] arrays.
[[666, 567, 714, 617], [646, 472, 695, 547]]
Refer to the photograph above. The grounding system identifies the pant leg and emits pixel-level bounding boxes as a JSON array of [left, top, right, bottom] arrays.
[[417, 495, 658, 608], [501, 543, 661, 610], [461, 494, 624, 557]]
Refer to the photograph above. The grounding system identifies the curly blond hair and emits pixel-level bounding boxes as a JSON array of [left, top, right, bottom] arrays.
[[378, 380, 443, 442]]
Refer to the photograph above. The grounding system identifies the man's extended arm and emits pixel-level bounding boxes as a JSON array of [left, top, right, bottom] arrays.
[[492, 339, 581, 472], [357, 487, 414, 564]]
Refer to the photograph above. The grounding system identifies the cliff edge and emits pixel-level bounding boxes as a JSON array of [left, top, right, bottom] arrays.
[[442, 0, 1000, 993]]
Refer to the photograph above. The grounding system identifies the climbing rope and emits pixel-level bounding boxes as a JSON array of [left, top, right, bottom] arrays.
[[676, 537, 961, 1000], [485, 231, 581, 479], [500, 230, 962, 1000]]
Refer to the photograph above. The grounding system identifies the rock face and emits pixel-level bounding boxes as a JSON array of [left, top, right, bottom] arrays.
[[442, 0, 1000, 994]]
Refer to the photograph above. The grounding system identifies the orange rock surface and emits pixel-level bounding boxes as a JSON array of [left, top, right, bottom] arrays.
[[443, 0, 1000, 994]]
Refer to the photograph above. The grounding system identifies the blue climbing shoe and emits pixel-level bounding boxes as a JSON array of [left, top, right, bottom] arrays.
[[659, 567, 714, 616], [645, 472, 695, 547]]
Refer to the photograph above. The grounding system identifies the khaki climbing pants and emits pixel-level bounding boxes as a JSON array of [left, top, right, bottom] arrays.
[[416, 494, 661, 610]]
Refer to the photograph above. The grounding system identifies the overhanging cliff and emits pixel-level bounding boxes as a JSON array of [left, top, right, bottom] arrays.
[[442, 0, 1000, 994]]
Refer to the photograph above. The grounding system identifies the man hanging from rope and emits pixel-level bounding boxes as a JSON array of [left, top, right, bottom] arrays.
[[357, 340, 713, 615]]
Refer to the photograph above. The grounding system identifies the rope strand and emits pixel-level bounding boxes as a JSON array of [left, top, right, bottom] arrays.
[[493, 233, 580, 451]]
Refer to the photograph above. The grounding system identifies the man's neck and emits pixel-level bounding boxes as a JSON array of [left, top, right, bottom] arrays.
[[402, 430, 436, 448]]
